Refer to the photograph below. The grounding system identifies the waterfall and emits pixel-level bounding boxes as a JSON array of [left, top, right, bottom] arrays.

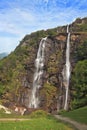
[[62, 25, 71, 110], [29, 37, 47, 108]]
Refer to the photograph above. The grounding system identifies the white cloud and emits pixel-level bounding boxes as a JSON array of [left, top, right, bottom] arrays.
[[0, 0, 87, 53], [0, 8, 35, 35], [0, 37, 20, 53]]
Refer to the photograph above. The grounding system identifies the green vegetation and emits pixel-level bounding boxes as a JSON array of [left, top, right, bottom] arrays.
[[0, 17, 87, 113], [78, 23, 87, 31], [0, 27, 58, 102], [0, 110, 75, 130], [0, 109, 47, 118], [47, 51, 62, 74], [0, 118, 74, 130], [30, 110, 48, 118], [76, 40, 87, 60], [71, 60, 87, 109], [40, 82, 57, 108], [71, 40, 87, 109], [61, 106, 87, 124], [0, 51, 26, 101], [0, 108, 28, 118], [0, 115, 74, 130], [72, 18, 87, 32]]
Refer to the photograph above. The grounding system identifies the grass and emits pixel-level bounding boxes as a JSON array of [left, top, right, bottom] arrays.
[[0, 109, 30, 119], [0, 109, 75, 130], [61, 106, 87, 124], [0, 117, 74, 130]]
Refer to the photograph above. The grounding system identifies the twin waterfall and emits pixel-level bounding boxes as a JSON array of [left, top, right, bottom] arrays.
[[29, 26, 71, 110], [29, 37, 47, 108], [62, 25, 71, 110]]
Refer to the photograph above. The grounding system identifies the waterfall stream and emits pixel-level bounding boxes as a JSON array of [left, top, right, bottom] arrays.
[[29, 37, 47, 108], [62, 25, 71, 110]]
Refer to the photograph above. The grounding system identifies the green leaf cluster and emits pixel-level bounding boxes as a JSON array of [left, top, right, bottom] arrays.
[[76, 41, 87, 60], [71, 60, 87, 109]]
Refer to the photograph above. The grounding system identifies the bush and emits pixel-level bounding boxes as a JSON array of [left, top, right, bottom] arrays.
[[30, 110, 48, 118], [71, 60, 87, 109], [76, 41, 87, 60], [58, 109, 67, 115]]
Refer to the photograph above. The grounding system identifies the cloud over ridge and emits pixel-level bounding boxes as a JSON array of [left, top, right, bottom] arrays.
[[0, 0, 87, 53]]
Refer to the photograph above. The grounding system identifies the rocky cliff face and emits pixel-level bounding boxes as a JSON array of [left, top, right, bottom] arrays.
[[0, 17, 87, 113]]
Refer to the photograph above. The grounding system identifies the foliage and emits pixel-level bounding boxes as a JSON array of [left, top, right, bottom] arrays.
[[72, 18, 87, 32], [0, 18, 87, 112], [30, 110, 48, 118], [0, 84, 5, 97], [78, 23, 87, 31], [40, 82, 57, 108], [57, 109, 67, 115], [47, 51, 62, 74], [0, 51, 26, 99], [46, 28, 58, 36], [0, 27, 58, 102], [61, 106, 87, 124], [76, 41, 87, 60], [71, 60, 87, 109]]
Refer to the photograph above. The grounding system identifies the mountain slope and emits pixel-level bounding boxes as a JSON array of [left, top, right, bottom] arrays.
[[0, 17, 87, 113]]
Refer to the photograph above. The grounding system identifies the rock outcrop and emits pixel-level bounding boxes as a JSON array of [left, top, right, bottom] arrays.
[[0, 17, 87, 114]]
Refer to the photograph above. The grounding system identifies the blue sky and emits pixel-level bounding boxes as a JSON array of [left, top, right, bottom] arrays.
[[0, 0, 87, 53]]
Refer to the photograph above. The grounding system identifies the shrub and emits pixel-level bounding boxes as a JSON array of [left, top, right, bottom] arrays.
[[30, 110, 48, 118], [71, 60, 87, 109]]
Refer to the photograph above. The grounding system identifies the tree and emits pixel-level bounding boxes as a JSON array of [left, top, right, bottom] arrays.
[[71, 60, 87, 109], [76, 41, 87, 60]]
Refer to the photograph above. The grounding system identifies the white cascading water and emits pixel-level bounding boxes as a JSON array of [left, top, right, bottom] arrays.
[[62, 25, 71, 110], [29, 37, 47, 108]]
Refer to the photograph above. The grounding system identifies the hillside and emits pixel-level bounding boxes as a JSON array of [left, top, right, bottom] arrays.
[[0, 17, 87, 113]]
